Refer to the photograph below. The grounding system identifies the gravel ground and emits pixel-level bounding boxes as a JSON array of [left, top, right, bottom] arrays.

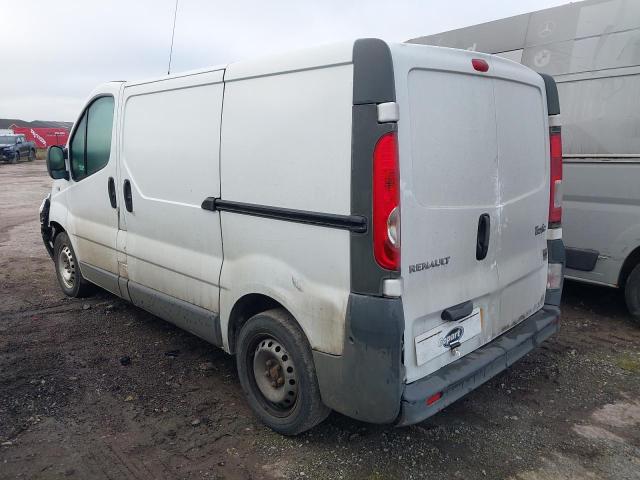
[[1, 161, 639, 480]]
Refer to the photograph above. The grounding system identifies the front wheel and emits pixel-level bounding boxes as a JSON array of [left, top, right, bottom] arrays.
[[10, 151, 18, 164], [624, 263, 640, 324], [53, 232, 93, 298], [236, 309, 330, 435]]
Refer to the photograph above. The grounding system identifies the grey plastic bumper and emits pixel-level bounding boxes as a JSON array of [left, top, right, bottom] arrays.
[[397, 305, 560, 426]]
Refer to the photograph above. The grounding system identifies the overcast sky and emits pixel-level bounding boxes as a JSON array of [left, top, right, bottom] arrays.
[[1, 0, 570, 122]]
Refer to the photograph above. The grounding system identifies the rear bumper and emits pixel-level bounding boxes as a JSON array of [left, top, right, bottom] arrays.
[[313, 293, 561, 426], [396, 305, 560, 426]]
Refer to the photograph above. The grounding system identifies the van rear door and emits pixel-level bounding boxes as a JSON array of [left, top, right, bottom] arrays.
[[390, 44, 550, 383]]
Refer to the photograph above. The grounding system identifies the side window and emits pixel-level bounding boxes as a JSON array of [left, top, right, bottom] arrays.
[[86, 97, 115, 175], [70, 113, 87, 178], [70, 96, 114, 181]]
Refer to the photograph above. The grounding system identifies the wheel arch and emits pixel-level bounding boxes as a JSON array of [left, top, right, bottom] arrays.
[[227, 293, 296, 355], [49, 221, 66, 241], [619, 245, 640, 288]]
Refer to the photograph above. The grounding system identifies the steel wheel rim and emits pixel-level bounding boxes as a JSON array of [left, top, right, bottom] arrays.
[[57, 245, 75, 289], [251, 336, 298, 412]]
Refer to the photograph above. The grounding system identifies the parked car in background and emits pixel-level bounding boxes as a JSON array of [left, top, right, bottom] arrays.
[[0, 134, 36, 163], [41, 39, 564, 434], [409, 0, 640, 322]]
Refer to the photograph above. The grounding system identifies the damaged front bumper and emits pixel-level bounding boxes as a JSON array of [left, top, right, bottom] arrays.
[[39, 194, 54, 259]]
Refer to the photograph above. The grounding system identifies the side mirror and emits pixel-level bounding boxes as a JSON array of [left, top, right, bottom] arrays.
[[16, 138, 22, 144], [47, 146, 69, 180]]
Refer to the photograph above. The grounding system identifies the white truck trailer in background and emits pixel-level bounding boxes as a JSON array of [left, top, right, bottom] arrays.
[[409, 0, 640, 320]]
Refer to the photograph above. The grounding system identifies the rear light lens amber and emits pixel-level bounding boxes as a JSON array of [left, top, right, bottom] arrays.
[[549, 128, 563, 225], [373, 132, 400, 271]]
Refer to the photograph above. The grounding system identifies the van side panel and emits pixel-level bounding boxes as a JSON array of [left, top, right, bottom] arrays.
[[120, 71, 224, 315], [564, 160, 640, 285], [219, 63, 354, 355]]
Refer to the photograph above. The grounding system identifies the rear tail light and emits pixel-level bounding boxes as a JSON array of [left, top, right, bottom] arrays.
[[549, 127, 563, 225], [373, 132, 400, 271]]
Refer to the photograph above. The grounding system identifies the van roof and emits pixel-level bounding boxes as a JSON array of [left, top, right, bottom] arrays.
[[121, 39, 376, 87]]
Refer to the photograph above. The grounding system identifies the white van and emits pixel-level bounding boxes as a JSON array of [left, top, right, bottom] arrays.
[[40, 39, 564, 434]]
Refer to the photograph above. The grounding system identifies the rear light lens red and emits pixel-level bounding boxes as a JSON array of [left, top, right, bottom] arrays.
[[373, 132, 400, 271], [472, 58, 489, 72], [426, 392, 442, 406], [549, 128, 563, 224]]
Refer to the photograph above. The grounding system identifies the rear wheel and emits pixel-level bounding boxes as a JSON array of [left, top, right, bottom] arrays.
[[53, 232, 93, 298], [28, 149, 35, 161], [624, 263, 640, 324], [236, 308, 330, 435]]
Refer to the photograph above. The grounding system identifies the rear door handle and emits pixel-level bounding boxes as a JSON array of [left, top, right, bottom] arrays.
[[107, 177, 117, 208], [476, 213, 490, 260], [123, 179, 133, 213]]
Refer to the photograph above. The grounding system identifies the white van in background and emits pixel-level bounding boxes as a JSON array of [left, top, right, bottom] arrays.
[[408, 0, 640, 321], [40, 39, 564, 434]]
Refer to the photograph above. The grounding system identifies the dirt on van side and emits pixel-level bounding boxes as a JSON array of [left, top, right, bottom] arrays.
[[1, 161, 640, 480]]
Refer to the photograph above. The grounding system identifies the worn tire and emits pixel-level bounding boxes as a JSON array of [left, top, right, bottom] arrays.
[[28, 149, 35, 161], [624, 263, 640, 323], [53, 232, 93, 298], [10, 151, 18, 164], [236, 308, 330, 435]]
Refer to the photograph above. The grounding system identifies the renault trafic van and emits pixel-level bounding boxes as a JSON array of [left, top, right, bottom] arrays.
[[41, 39, 564, 435]]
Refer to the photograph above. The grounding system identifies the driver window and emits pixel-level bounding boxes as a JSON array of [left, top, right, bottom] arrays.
[[70, 96, 114, 181], [70, 113, 87, 178]]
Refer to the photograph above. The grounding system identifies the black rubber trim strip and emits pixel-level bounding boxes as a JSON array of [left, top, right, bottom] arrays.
[[352, 38, 396, 105], [202, 197, 367, 233], [565, 247, 599, 272], [539, 73, 560, 116]]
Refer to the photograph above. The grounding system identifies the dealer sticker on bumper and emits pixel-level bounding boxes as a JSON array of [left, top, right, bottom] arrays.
[[414, 308, 482, 366]]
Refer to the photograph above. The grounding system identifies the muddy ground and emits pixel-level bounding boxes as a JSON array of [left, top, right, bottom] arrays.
[[1, 161, 639, 480]]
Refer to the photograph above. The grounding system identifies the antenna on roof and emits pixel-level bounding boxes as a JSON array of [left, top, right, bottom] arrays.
[[167, 0, 179, 75]]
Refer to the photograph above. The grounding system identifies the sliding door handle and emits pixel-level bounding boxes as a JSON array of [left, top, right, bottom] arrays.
[[123, 179, 133, 213], [107, 177, 117, 208]]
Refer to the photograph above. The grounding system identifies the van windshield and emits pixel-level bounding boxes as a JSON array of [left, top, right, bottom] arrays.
[[0, 136, 17, 144]]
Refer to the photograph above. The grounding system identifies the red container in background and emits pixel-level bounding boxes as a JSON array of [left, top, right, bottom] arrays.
[[10, 126, 69, 149]]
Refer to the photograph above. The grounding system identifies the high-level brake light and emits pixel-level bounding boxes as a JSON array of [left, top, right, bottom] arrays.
[[472, 58, 489, 72]]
